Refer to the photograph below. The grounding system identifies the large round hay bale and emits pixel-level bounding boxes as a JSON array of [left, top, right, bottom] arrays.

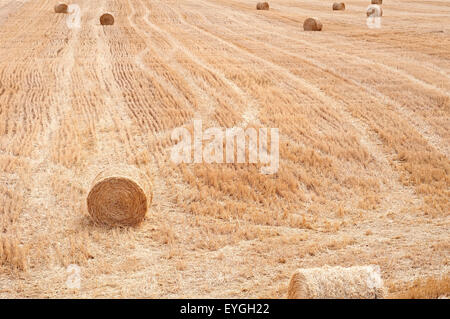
[[87, 166, 152, 226], [303, 18, 322, 31], [100, 13, 115, 26], [256, 2, 269, 10], [366, 5, 383, 17], [288, 265, 386, 299], [54, 3, 68, 13], [332, 2, 345, 10], [371, 0, 382, 4]]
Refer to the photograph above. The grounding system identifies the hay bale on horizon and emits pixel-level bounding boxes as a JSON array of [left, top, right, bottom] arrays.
[[371, 0, 382, 4], [87, 166, 152, 226], [100, 13, 115, 26], [332, 2, 345, 10], [54, 3, 68, 13], [287, 265, 386, 299], [366, 5, 383, 17], [256, 2, 269, 10], [303, 17, 322, 31]]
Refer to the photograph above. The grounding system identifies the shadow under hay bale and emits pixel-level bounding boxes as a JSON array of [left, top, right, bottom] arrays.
[[54, 3, 68, 13], [256, 2, 269, 10], [332, 2, 346, 11], [303, 17, 322, 31], [100, 13, 115, 26], [288, 265, 386, 299], [87, 166, 152, 226]]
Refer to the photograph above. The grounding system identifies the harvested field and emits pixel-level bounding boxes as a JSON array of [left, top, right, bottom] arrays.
[[0, 0, 449, 298]]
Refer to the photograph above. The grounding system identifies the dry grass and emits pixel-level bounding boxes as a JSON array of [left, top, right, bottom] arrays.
[[389, 274, 450, 299], [0, 0, 448, 298], [0, 235, 28, 272]]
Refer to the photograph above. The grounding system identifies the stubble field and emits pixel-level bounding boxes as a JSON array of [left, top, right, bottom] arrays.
[[0, 0, 449, 298]]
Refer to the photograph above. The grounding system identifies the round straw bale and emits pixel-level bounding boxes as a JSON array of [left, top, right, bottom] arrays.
[[366, 5, 383, 17], [287, 265, 386, 299], [371, 0, 382, 4], [303, 17, 322, 31], [87, 166, 152, 226], [256, 2, 269, 10], [332, 3, 345, 10], [54, 3, 68, 13], [100, 13, 115, 26]]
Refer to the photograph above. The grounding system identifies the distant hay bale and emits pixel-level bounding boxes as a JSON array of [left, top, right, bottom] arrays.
[[100, 13, 115, 26], [54, 3, 68, 13], [371, 0, 382, 4], [87, 166, 152, 226], [332, 2, 345, 10], [287, 265, 386, 299], [366, 5, 383, 17], [303, 17, 322, 31], [256, 2, 269, 10]]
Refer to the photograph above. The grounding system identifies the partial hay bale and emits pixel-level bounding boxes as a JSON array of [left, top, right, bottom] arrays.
[[54, 3, 68, 13], [366, 5, 383, 17], [256, 2, 269, 10], [87, 166, 152, 226], [332, 2, 346, 10], [371, 0, 382, 4], [287, 265, 386, 299], [303, 17, 322, 31], [100, 13, 115, 26]]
